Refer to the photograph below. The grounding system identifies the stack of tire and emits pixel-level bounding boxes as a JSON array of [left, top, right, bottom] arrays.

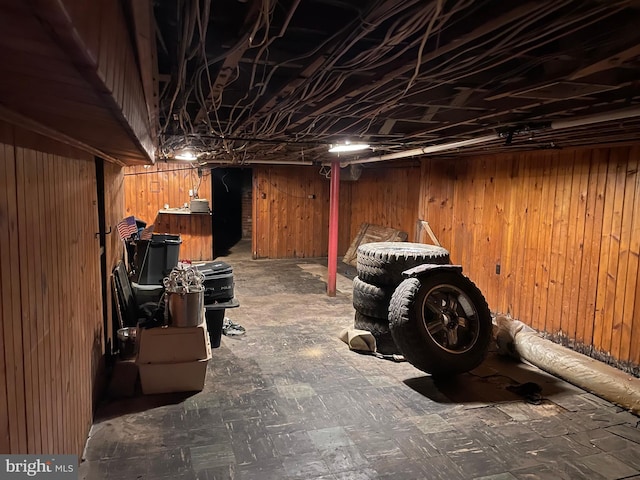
[[352, 242, 450, 355]]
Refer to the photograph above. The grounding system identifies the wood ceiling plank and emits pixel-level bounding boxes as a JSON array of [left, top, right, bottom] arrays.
[[1, 55, 89, 88], [0, 77, 103, 108], [569, 44, 640, 81], [130, 0, 159, 139]]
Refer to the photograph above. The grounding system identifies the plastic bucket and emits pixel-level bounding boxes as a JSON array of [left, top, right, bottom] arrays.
[[117, 327, 138, 358], [168, 290, 204, 327]]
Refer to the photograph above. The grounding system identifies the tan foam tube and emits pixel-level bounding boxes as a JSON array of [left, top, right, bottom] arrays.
[[495, 315, 640, 415]]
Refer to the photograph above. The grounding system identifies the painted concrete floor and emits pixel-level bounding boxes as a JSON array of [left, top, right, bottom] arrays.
[[80, 240, 640, 480]]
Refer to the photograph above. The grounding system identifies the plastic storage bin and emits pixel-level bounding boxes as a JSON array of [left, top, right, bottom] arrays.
[[194, 261, 235, 303], [131, 281, 164, 305], [133, 233, 182, 285]]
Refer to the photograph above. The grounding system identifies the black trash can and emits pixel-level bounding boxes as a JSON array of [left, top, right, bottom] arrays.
[[195, 261, 235, 303], [205, 309, 225, 348], [133, 233, 182, 285]]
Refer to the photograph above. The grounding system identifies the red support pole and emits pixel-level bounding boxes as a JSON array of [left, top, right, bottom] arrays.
[[327, 160, 340, 296]]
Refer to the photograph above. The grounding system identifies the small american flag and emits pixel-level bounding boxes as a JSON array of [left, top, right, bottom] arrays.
[[139, 224, 155, 240], [117, 216, 137, 240]]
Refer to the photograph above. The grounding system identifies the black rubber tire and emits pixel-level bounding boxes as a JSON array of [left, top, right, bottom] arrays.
[[353, 311, 400, 355], [356, 242, 450, 286], [352, 276, 393, 319], [389, 272, 492, 376]]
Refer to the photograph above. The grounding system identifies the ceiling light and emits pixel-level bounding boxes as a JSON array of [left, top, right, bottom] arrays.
[[328, 142, 370, 153], [174, 149, 198, 161]]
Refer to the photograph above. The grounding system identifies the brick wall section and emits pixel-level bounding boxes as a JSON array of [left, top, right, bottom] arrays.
[[241, 188, 252, 238]]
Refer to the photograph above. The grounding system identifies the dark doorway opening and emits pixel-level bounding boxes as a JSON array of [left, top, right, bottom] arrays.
[[212, 168, 252, 257]]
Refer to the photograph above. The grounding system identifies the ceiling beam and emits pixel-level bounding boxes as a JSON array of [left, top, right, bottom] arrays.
[[378, 119, 396, 135], [486, 30, 640, 101], [194, 0, 262, 124], [569, 44, 640, 80], [273, 2, 552, 133], [194, 38, 251, 124]]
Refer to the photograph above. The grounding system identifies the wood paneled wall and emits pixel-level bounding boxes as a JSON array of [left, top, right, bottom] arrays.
[[60, 0, 155, 159], [253, 166, 345, 258], [419, 146, 640, 371], [345, 166, 421, 242], [0, 0, 155, 164], [0, 121, 103, 455], [124, 164, 214, 261], [252, 166, 421, 259]]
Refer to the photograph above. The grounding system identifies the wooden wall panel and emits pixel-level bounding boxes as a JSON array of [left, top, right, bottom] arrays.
[[0, 120, 103, 455], [0, 123, 27, 454], [613, 149, 638, 362], [253, 166, 336, 259], [346, 166, 421, 244], [419, 145, 640, 372], [252, 165, 421, 259], [255, 166, 326, 257], [61, 0, 155, 160], [0, 0, 155, 164], [124, 163, 213, 261]]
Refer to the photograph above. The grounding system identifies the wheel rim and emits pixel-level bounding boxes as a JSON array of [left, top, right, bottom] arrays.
[[419, 283, 481, 354]]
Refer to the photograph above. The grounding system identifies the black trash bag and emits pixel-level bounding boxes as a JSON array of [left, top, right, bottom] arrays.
[[137, 297, 166, 329]]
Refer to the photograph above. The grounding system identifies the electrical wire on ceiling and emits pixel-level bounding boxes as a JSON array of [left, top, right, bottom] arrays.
[[156, 0, 640, 165]]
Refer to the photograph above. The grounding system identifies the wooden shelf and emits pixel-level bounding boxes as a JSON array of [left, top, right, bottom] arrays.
[[158, 208, 211, 215]]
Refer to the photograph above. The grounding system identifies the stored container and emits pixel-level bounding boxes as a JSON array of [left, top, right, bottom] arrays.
[[194, 261, 235, 303], [167, 289, 204, 327]]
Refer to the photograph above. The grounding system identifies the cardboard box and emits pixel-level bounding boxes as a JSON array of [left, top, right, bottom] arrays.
[[138, 357, 210, 394], [137, 323, 210, 363]]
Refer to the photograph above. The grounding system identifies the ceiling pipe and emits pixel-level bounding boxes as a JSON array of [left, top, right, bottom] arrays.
[[341, 135, 499, 165], [200, 159, 313, 166], [338, 105, 640, 166], [240, 159, 312, 165], [550, 105, 640, 130]]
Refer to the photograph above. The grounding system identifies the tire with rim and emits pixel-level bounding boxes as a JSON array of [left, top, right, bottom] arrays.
[[353, 311, 400, 355], [352, 276, 393, 319], [356, 242, 450, 286], [389, 271, 492, 376]]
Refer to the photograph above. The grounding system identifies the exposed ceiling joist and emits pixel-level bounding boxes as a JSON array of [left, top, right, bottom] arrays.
[[154, 0, 640, 165]]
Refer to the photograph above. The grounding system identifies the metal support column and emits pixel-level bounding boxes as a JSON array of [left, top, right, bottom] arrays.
[[327, 160, 340, 296]]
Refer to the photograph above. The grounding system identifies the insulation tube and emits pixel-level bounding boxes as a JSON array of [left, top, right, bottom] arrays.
[[495, 316, 640, 415], [550, 105, 640, 130]]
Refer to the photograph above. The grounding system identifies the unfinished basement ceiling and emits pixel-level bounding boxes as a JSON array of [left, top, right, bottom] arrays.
[[154, 0, 640, 165]]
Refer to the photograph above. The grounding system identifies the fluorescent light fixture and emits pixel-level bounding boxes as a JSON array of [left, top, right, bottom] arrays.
[[174, 149, 198, 161], [328, 142, 370, 153]]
